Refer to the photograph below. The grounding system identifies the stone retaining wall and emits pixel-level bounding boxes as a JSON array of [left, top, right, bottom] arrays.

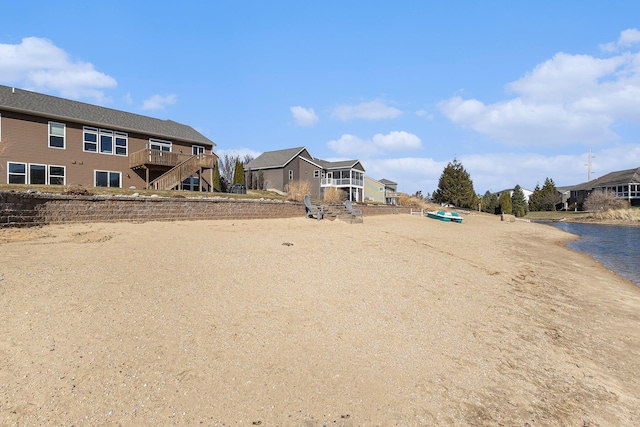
[[0, 191, 410, 227]]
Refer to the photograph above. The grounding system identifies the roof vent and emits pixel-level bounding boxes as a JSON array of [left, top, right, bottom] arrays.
[[12, 87, 15, 94]]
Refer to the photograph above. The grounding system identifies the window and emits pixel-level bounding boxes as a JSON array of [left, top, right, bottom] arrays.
[[8, 162, 26, 184], [7, 162, 66, 185], [100, 130, 113, 154], [192, 145, 205, 155], [182, 176, 200, 191], [49, 165, 66, 185], [115, 132, 128, 156], [49, 122, 65, 148], [288, 170, 293, 180], [313, 170, 320, 178], [83, 127, 127, 155], [29, 164, 46, 185], [83, 127, 98, 152], [95, 170, 121, 188], [150, 139, 171, 151]]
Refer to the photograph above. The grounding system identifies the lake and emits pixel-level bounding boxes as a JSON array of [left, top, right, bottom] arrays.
[[549, 222, 640, 287]]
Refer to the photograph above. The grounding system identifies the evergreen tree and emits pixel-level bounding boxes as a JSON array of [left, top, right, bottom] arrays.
[[539, 177, 560, 211], [498, 191, 512, 214], [529, 183, 542, 211], [481, 190, 499, 214], [212, 164, 222, 192], [511, 185, 528, 217], [432, 159, 476, 208], [233, 160, 245, 185]]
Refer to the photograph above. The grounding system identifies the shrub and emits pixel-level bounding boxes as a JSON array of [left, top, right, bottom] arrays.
[[583, 191, 628, 212], [323, 187, 347, 204], [285, 180, 311, 202]]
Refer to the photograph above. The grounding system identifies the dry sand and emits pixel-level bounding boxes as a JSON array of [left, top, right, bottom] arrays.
[[1, 213, 639, 426]]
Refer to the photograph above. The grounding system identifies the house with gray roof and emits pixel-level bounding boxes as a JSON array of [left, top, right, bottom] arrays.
[[568, 167, 640, 207], [245, 146, 366, 201], [0, 85, 217, 191]]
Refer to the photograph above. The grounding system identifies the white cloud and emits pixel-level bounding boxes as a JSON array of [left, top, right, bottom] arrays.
[[600, 28, 640, 52], [439, 38, 640, 146], [327, 131, 421, 157], [0, 37, 116, 101], [330, 100, 402, 121], [415, 109, 434, 119], [290, 106, 319, 126], [124, 93, 133, 105], [142, 94, 177, 111]]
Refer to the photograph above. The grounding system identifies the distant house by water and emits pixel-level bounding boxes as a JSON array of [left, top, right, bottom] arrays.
[[568, 167, 640, 207]]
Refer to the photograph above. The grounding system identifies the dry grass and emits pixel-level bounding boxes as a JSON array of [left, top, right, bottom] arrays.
[[285, 180, 310, 202], [587, 208, 640, 222], [0, 184, 287, 200], [323, 187, 347, 204], [397, 194, 438, 210]]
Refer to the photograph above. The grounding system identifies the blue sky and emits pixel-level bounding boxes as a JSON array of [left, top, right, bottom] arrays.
[[2, 1, 640, 195]]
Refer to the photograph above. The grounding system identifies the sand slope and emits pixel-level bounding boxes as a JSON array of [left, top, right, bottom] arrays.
[[1, 214, 639, 426]]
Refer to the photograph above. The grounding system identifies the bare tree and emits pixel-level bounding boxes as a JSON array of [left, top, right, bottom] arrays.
[[219, 153, 255, 188], [218, 154, 239, 185]]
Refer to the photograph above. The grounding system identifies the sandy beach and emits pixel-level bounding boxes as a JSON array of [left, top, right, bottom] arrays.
[[1, 213, 639, 426]]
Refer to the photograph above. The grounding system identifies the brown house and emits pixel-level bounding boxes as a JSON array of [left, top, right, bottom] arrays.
[[245, 146, 366, 201], [0, 85, 217, 191], [567, 166, 640, 207]]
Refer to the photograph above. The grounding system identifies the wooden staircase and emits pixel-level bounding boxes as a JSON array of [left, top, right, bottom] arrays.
[[149, 154, 209, 190]]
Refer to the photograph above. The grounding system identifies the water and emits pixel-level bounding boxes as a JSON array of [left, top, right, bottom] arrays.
[[549, 222, 640, 287]]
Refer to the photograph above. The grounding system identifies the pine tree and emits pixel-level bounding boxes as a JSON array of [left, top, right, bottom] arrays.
[[432, 159, 476, 208], [498, 191, 512, 214], [233, 160, 245, 185], [540, 177, 560, 211], [511, 185, 528, 217], [212, 164, 222, 192], [481, 190, 499, 214], [529, 183, 542, 211]]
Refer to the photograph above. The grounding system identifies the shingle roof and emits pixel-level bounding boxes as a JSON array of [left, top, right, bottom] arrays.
[[0, 85, 214, 146], [379, 179, 397, 185], [573, 167, 640, 191], [246, 147, 308, 169], [314, 159, 364, 171]]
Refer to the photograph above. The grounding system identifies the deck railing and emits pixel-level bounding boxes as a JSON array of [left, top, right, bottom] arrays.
[[321, 178, 364, 187], [149, 153, 214, 190], [129, 148, 213, 169]]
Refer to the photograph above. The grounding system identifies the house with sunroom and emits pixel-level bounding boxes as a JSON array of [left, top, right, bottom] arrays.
[[567, 166, 640, 208], [244, 146, 366, 201], [0, 85, 217, 191]]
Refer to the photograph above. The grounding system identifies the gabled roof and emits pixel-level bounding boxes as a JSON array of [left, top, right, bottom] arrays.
[[0, 85, 214, 146], [572, 167, 640, 191], [299, 156, 324, 169], [314, 159, 365, 171], [246, 147, 309, 169], [379, 178, 397, 186]]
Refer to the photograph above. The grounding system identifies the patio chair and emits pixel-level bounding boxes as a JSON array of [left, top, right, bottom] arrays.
[[344, 200, 363, 219], [304, 195, 324, 220]]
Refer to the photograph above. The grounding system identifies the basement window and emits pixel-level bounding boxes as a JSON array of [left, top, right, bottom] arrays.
[[95, 170, 121, 188]]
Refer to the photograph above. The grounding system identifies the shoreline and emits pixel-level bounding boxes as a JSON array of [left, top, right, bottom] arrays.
[[2, 214, 639, 425]]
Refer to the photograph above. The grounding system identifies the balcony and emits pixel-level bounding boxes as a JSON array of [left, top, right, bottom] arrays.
[[321, 177, 364, 187], [129, 148, 215, 169]]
